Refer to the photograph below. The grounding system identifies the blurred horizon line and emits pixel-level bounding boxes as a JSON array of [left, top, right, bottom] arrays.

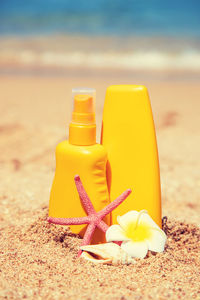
[[0, 34, 200, 76]]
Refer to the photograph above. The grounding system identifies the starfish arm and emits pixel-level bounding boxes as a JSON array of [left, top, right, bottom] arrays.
[[78, 223, 96, 257], [98, 189, 132, 219], [97, 220, 109, 233], [47, 216, 90, 225], [74, 175, 95, 215]]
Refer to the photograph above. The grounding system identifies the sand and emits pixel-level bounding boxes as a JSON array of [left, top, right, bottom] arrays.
[[0, 75, 200, 299], [1, 213, 200, 299]]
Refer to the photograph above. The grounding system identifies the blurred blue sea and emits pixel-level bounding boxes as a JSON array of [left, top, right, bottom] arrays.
[[0, 0, 200, 37], [0, 0, 200, 74]]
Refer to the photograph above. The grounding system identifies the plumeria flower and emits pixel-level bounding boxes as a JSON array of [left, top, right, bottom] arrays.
[[106, 210, 167, 259]]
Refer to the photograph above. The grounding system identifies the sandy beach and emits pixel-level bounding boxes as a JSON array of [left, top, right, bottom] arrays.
[[0, 73, 199, 299]]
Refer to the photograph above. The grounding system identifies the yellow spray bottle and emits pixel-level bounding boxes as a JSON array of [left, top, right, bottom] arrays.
[[49, 88, 110, 243]]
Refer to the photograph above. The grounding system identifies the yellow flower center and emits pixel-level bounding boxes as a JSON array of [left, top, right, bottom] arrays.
[[125, 222, 152, 242]]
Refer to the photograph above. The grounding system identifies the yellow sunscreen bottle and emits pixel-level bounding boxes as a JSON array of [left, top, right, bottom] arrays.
[[49, 88, 110, 242], [101, 85, 162, 227]]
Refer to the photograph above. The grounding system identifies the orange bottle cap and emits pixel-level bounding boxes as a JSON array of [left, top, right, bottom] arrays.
[[72, 94, 95, 125], [69, 88, 96, 146]]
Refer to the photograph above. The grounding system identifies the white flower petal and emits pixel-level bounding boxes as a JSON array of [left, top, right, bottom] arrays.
[[147, 228, 167, 252], [121, 240, 148, 259], [106, 225, 128, 242], [117, 211, 139, 230], [138, 211, 161, 230]]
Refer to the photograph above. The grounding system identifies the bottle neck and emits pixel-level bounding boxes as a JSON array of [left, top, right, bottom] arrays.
[[69, 123, 96, 146]]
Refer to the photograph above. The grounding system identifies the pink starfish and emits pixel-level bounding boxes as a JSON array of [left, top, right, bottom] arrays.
[[48, 175, 131, 256]]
